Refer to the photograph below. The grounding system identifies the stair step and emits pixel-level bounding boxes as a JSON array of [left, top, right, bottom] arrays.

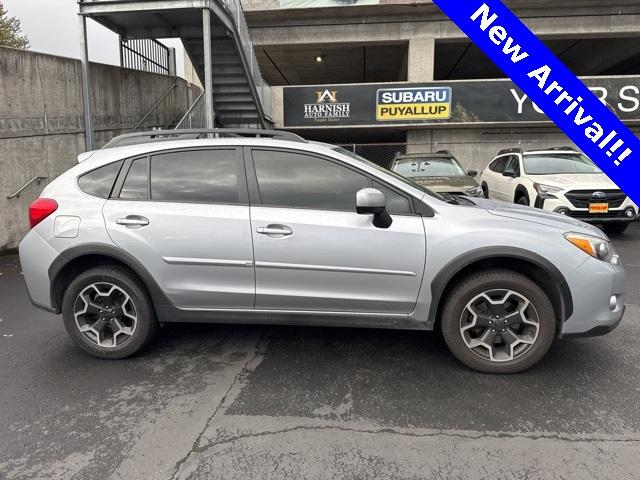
[[212, 65, 244, 75], [214, 94, 255, 103], [213, 77, 249, 86], [216, 104, 258, 112]]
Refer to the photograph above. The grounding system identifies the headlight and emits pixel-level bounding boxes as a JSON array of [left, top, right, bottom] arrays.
[[533, 183, 563, 199], [564, 233, 620, 264], [465, 185, 484, 197]]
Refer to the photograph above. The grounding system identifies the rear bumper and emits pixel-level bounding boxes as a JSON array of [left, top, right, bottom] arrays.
[[560, 257, 625, 337], [19, 230, 60, 313]]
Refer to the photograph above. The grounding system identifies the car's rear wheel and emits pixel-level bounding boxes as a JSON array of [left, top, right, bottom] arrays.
[[603, 222, 629, 235], [516, 195, 529, 206], [62, 265, 158, 359], [441, 269, 556, 374]]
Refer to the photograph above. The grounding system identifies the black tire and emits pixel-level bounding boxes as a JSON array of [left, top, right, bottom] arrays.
[[440, 269, 556, 374], [481, 182, 489, 199], [516, 195, 529, 206], [603, 222, 629, 235], [61, 265, 158, 359]]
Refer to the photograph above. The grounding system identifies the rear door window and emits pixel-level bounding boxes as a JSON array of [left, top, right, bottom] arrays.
[[150, 149, 240, 204], [78, 160, 124, 198], [119, 157, 149, 200]]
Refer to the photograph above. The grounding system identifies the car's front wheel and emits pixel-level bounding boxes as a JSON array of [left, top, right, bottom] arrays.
[[61, 265, 158, 359], [441, 269, 556, 374]]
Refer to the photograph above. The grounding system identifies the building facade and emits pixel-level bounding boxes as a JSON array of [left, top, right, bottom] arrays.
[[242, 0, 640, 171]]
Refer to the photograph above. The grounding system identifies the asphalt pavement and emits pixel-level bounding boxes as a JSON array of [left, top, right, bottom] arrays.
[[1, 224, 639, 479]]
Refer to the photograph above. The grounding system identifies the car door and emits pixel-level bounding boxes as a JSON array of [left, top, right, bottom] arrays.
[[246, 147, 426, 314], [102, 147, 255, 310], [489, 156, 510, 201], [501, 155, 521, 203]]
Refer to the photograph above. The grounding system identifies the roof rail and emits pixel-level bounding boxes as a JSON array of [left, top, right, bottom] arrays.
[[435, 150, 453, 156], [102, 129, 307, 149], [497, 147, 524, 156], [545, 146, 577, 152]]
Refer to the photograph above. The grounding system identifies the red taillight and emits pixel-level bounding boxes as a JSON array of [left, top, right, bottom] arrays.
[[29, 198, 58, 228]]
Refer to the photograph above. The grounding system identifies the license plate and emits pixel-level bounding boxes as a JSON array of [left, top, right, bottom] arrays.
[[589, 203, 609, 213]]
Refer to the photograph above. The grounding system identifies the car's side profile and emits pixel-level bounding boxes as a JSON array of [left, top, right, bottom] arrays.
[[480, 147, 638, 234], [20, 130, 625, 373]]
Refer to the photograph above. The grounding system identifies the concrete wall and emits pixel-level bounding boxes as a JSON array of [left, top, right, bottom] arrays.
[[0, 47, 196, 253]]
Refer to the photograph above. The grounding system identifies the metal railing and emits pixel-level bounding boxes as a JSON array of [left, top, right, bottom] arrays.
[[129, 82, 178, 132], [120, 38, 172, 75], [7, 176, 48, 199], [219, 0, 272, 120], [175, 92, 207, 130]]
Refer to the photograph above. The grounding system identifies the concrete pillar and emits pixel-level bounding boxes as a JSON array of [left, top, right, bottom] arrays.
[[407, 37, 435, 82], [78, 15, 94, 151], [406, 37, 436, 153], [203, 8, 215, 130]]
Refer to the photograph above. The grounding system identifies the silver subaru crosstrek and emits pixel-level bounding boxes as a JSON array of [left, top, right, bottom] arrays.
[[19, 129, 625, 373]]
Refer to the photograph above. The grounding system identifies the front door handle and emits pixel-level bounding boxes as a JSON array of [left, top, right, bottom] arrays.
[[256, 224, 293, 237], [116, 215, 149, 228]]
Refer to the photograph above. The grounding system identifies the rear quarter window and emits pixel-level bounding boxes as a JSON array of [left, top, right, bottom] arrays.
[[77, 160, 124, 198]]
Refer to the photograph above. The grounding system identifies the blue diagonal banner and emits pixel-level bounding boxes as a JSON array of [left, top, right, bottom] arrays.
[[432, 0, 640, 204]]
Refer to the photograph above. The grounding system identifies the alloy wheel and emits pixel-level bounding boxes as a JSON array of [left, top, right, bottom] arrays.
[[73, 282, 137, 348], [459, 289, 540, 362]]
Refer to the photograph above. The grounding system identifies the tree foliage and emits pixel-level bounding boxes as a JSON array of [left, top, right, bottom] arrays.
[[0, 2, 29, 50]]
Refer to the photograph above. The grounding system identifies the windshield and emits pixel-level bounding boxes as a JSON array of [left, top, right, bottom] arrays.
[[393, 157, 465, 177], [329, 146, 446, 202], [523, 153, 602, 175]]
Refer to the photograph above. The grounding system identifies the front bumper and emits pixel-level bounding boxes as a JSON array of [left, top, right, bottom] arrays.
[[535, 195, 638, 223], [560, 256, 625, 337]]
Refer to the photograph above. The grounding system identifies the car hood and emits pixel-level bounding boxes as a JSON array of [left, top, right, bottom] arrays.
[[466, 197, 606, 238], [527, 173, 618, 189], [411, 176, 478, 192]]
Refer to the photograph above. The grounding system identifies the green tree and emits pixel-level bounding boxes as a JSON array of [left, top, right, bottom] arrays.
[[0, 2, 29, 49]]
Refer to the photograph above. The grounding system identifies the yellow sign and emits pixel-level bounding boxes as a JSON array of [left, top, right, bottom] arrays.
[[376, 87, 452, 121]]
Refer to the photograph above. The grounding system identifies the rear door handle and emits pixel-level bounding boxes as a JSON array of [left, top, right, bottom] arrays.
[[116, 215, 149, 228], [256, 224, 293, 237]]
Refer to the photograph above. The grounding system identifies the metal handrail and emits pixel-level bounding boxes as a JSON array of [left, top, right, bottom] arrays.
[[7, 176, 48, 199], [175, 91, 205, 130], [129, 81, 178, 133]]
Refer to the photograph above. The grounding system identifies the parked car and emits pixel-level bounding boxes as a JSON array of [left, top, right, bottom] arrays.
[[390, 151, 484, 197], [20, 130, 625, 373], [480, 147, 638, 234]]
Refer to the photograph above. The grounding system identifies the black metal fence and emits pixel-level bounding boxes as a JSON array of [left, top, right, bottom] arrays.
[[337, 143, 409, 170], [120, 39, 171, 75]]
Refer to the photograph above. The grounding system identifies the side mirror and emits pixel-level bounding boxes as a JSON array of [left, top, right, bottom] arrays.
[[503, 169, 517, 178], [356, 188, 392, 229], [467, 169, 478, 177]]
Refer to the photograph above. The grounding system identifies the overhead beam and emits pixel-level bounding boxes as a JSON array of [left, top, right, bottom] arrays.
[[121, 25, 228, 39]]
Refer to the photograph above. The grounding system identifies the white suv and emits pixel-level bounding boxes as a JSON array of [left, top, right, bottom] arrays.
[[480, 148, 638, 234]]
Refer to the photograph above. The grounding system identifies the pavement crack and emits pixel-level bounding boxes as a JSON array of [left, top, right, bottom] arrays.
[[196, 424, 640, 452], [169, 328, 271, 480]]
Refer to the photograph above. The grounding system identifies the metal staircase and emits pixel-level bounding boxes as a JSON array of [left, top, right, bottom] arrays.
[[77, 0, 271, 149]]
